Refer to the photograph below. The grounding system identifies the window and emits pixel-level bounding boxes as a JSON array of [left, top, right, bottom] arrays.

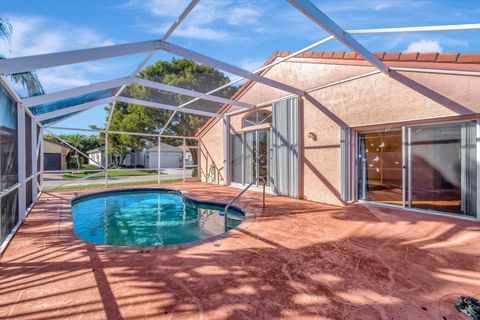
[[243, 110, 272, 128]]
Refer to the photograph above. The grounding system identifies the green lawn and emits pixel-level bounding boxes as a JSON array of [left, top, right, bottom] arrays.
[[63, 169, 160, 179], [49, 178, 183, 191]]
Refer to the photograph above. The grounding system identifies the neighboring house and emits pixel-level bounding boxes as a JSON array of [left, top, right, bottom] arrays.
[[144, 142, 191, 169], [43, 140, 71, 171], [87, 146, 145, 167], [197, 51, 480, 220]]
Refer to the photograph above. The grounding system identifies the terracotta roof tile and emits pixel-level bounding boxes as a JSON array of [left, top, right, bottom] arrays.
[[383, 52, 401, 61], [197, 49, 480, 138], [332, 52, 345, 59], [437, 53, 459, 62], [279, 51, 478, 64], [417, 53, 438, 62], [457, 53, 480, 63], [343, 52, 356, 60], [322, 52, 334, 58], [399, 52, 419, 61], [272, 50, 480, 70]]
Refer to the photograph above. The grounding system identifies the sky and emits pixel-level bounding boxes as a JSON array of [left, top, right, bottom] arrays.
[[1, 0, 479, 134]]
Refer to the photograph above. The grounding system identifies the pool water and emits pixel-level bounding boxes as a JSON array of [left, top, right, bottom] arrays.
[[71, 190, 244, 247]]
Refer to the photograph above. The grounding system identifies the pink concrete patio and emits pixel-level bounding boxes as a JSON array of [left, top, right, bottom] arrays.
[[1, 183, 479, 319]]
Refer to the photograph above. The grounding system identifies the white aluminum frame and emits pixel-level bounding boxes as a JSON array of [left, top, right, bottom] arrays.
[[287, 0, 389, 74], [0, 0, 479, 254], [34, 97, 115, 122], [0, 76, 44, 253], [21, 77, 130, 107], [17, 101, 26, 220], [47, 126, 198, 140], [115, 96, 221, 118], [0, 18, 476, 134], [132, 77, 254, 109]]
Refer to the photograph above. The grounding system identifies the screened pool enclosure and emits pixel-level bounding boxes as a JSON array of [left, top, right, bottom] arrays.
[[1, 0, 480, 251]]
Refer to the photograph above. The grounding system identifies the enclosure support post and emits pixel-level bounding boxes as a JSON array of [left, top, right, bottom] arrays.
[[31, 122, 38, 198], [39, 128, 44, 188], [157, 135, 161, 184], [183, 138, 186, 183], [17, 103, 26, 220], [104, 132, 108, 187]]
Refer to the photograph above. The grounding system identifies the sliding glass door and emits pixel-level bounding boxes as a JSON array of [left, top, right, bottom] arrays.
[[357, 128, 403, 205], [356, 120, 477, 217], [230, 129, 270, 186], [408, 121, 477, 215]]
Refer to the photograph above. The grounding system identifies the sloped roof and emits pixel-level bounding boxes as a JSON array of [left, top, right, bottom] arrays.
[[276, 51, 480, 64], [196, 50, 480, 138]]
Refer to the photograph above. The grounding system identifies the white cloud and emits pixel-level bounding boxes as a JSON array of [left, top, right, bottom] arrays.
[[122, 0, 186, 17], [127, 0, 263, 40], [172, 25, 229, 40], [227, 7, 262, 26], [1, 16, 114, 56], [0, 15, 119, 93], [405, 39, 443, 53]]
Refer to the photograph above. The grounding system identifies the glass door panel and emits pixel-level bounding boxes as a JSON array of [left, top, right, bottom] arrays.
[[244, 131, 256, 184], [258, 130, 270, 186], [357, 128, 403, 205], [408, 121, 476, 216], [231, 134, 243, 184], [231, 129, 271, 187]]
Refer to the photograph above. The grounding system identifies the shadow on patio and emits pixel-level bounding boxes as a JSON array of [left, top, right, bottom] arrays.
[[1, 183, 479, 320]]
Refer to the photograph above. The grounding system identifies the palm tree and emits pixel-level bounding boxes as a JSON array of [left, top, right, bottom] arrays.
[[0, 17, 44, 96]]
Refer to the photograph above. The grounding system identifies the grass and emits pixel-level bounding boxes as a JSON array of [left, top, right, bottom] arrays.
[[48, 178, 183, 191], [63, 169, 160, 179]]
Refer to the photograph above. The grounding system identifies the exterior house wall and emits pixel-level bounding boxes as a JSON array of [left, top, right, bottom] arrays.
[[87, 151, 102, 166], [43, 140, 70, 170], [200, 118, 225, 184], [198, 57, 480, 206], [146, 151, 182, 168]]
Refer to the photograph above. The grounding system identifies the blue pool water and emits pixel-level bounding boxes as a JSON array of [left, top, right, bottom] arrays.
[[71, 189, 244, 247]]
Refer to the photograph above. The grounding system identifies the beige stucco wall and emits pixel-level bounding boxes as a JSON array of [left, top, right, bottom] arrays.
[[199, 118, 225, 184], [199, 58, 480, 205]]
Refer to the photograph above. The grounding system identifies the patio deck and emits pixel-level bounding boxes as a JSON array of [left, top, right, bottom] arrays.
[[1, 182, 479, 320]]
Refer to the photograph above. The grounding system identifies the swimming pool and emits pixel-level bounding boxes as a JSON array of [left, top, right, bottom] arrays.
[[71, 189, 244, 247]]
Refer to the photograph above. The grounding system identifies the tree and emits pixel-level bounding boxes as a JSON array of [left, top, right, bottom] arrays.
[[105, 59, 237, 164], [0, 17, 44, 96]]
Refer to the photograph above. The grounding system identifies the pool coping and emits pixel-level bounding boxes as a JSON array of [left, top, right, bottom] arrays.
[[58, 186, 260, 253]]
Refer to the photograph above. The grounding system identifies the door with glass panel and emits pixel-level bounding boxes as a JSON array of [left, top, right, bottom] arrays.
[[357, 128, 403, 205], [407, 121, 477, 216], [230, 129, 270, 186], [356, 120, 477, 217]]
